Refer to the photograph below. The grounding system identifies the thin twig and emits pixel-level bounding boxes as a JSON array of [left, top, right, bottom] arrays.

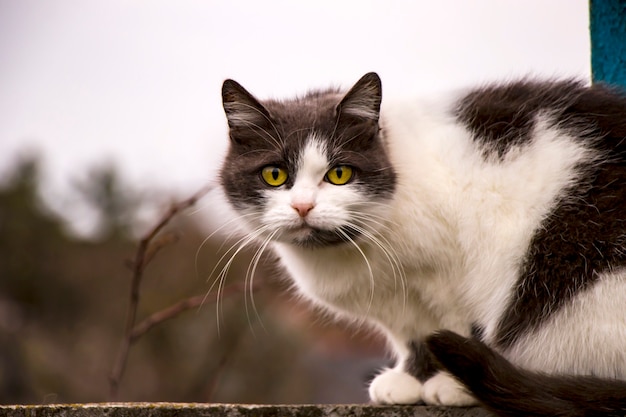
[[108, 185, 211, 399], [129, 280, 263, 342], [129, 295, 205, 342]]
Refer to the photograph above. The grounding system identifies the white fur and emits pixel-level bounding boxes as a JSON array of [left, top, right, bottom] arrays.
[[368, 367, 422, 404], [223, 92, 623, 405], [505, 270, 626, 378], [421, 372, 476, 406]]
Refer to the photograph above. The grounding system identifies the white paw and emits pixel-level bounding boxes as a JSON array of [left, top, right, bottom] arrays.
[[368, 368, 422, 405], [421, 372, 477, 406]]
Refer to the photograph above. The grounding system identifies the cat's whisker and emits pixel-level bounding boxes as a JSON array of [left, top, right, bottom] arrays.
[[195, 212, 260, 281], [203, 214, 264, 287], [345, 210, 403, 247], [204, 224, 270, 336], [346, 210, 396, 235], [244, 228, 279, 335], [363, 231, 408, 311], [336, 228, 376, 316], [215, 227, 271, 336], [344, 220, 408, 315]]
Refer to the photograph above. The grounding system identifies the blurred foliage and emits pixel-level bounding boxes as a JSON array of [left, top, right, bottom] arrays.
[[71, 163, 141, 240], [0, 156, 385, 405]]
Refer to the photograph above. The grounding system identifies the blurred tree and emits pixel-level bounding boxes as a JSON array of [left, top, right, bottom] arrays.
[[0, 156, 76, 403], [71, 163, 140, 240], [0, 156, 80, 319]]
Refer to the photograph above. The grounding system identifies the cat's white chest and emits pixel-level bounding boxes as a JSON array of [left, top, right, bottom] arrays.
[[274, 242, 384, 310], [272, 241, 443, 350]]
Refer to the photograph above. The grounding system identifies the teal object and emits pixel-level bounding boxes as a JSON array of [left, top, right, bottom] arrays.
[[590, 0, 626, 87]]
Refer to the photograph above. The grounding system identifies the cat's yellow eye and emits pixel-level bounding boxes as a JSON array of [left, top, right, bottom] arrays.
[[261, 166, 288, 187], [325, 165, 353, 185]]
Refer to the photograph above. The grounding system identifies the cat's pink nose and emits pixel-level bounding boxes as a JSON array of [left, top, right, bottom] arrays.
[[292, 202, 314, 217]]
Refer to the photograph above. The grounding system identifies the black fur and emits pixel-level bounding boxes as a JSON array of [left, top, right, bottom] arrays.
[[220, 73, 396, 248], [470, 323, 486, 341], [405, 340, 441, 383], [456, 79, 586, 159], [457, 80, 626, 348], [427, 331, 626, 417]]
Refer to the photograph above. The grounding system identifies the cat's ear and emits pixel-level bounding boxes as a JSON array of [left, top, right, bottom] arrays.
[[336, 72, 382, 123], [222, 79, 272, 130]]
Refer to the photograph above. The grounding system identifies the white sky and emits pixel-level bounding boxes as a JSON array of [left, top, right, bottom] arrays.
[[0, 0, 590, 231]]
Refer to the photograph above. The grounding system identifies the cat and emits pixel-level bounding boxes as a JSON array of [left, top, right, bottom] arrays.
[[218, 71, 626, 415]]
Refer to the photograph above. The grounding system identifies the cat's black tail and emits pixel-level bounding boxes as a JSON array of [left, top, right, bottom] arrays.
[[425, 331, 626, 417]]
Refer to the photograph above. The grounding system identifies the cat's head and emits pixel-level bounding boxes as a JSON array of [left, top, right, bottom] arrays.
[[219, 72, 396, 248]]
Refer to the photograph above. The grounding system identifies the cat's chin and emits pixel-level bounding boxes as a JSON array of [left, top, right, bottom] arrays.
[[279, 225, 359, 249]]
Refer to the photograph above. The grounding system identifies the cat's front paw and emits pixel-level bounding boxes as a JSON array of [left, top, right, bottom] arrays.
[[368, 368, 422, 405], [421, 372, 477, 406]]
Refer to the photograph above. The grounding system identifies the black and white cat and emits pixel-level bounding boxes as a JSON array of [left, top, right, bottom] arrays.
[[218, 72, 626, 415]]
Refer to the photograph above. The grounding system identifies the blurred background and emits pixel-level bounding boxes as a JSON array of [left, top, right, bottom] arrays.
[[0, 0, 590, 405]]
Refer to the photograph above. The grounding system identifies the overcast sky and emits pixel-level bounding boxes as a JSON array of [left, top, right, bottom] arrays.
[[0, 0, 590, 232]]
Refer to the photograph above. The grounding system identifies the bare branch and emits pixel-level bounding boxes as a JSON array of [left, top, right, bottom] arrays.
[[129, 295, 205, 342], [109, 185, 212, 399], [129, 280, 263, 342], [142, 231, 180, 266]]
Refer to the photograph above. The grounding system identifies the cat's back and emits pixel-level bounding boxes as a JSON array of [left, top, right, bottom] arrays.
[[381, 79, 626, 352], [381, 78, 626, 220], [455, 78, 626, 156], [383, 78, 626, 161]]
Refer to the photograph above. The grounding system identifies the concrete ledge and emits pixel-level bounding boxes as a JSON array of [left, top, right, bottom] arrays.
[[1, 403, 493, 417]]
